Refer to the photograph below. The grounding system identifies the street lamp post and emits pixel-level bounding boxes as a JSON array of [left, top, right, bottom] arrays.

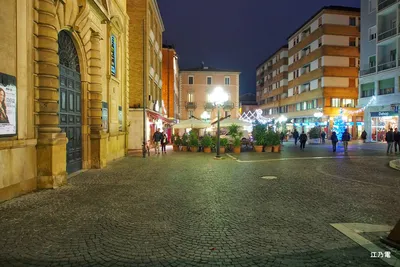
[[210, 87, 228, 158]]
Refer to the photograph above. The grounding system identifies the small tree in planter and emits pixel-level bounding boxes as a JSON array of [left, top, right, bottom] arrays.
[[189, 131, 199, 152], [265, 131, 274, 152], [172, 134, 181, 152], [181, 133, 189, 151], [227, 124, 243, 154], [252, 123, 267, 152], [309, 127, 320, 144], [219, 138, 228, 154], [271, 132, 281, 152], [201, 135, 213, 153]]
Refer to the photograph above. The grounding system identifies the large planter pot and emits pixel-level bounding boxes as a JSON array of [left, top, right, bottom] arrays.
[[273, 145, 280, 153], [309, 138, 320, 144], [191, 146, 198, 152], [204, 147, 211, 153], [182, 146, 188, 152], [265, 146, 273, 152], [219, 147, 226, 154], [233, 146, 241, 154], [254, 145, 263, 152], [173, 145, 179, 152]]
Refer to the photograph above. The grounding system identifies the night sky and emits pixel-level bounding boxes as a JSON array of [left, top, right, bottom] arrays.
[[157, 0, 360, 95]]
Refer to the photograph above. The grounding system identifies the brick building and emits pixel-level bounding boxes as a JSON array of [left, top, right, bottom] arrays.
[[162, 45, 180, 121]]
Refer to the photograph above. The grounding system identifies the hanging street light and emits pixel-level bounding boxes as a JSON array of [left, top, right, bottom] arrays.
[[210, 87, 229, 158]]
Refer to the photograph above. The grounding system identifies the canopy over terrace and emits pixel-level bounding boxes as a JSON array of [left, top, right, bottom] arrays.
[[173, 118, 211, 129], [211, 117, 252, 128]]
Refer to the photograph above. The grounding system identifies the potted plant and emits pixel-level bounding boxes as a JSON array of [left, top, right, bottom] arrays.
[[271, 132, 281, 152], [172, 134, 181, 152], [265, 131, 274, 152], [309, 127, 320, 144], [189, 131, 199, 152], [232, 135, 242, 154], [227, 124, 243, 154], [219, 138, 228, 154], [201, 135, 213, 153], [252, 124, 267, 152], [181, 133, 189, 151]]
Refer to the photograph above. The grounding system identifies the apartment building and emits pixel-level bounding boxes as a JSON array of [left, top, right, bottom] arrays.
[[358, 0, 400, 142], [127, 0, 170, 150], [256, 45, 289, 117], [162, 45, 180, 121], [284, 6, 361, 137], [179, 64, 240, 122], [240, 93, 258, 113]]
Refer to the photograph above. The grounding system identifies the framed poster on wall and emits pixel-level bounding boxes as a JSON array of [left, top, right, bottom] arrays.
[[102, 101, 108, 131], [0, 72, 17, 137], [118, 106, 122, 131]]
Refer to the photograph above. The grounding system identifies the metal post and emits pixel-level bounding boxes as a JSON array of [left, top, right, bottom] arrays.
[[142, 19, 146, 158], [216, 106, 221, 158]]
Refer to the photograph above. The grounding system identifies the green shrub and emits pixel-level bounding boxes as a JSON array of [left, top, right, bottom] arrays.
[[220, 138, 228, 148], [173, 135, 182, 146], [189, 131, 199, 147], [201, 135, 212, 147], [252, 123, 267, 146], [182, 133, 189, 146], [309, 127, 320, 139]]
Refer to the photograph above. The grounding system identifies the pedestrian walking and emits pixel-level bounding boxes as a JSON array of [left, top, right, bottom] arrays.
[[280, 131, 285, 144], [161, 133, 168, 154], [293, 129, 299, 146], [331, 131, 338, 152], [153, 128, 163, 155], [299, 131, 307, 151], [361, 130, 367, 143], [394, 128, 400, 154], [386, 128, 395, 155], [321, 131, 326, 144], [341, 129, 351, 152]]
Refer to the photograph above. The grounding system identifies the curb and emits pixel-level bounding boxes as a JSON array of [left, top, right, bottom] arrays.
[[389, 159, 400, 171]]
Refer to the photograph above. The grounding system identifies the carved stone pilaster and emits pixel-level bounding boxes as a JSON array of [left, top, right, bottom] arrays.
[[34, 0, 68, 188]]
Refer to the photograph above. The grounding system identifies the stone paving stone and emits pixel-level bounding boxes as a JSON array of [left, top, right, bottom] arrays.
[[0, 143, 399, 266]]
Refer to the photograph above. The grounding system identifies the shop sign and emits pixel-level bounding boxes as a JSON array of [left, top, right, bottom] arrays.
[[356, 122, 364, 126], [346, 122, 354, 126], [110, 35, 117, 76], [370, 111, 398, 117], [102, 102, 108, 131], [0, 73, 17, 137]]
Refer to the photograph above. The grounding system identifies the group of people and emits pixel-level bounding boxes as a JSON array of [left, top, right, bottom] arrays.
[[385, 128, 400, 155], [143, 128, 169, 156], [292, 128, 352, 152]]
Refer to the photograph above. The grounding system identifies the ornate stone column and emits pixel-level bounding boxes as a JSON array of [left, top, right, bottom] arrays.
[[34, 0, 68, 188], [88, 31, 107, 168]]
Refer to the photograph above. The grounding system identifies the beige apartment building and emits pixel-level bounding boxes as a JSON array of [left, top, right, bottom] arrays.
[[127, 0, 171, 150], [180, 65, 240, 122], [256, 45, 289, 116], [283, 6, 362, 137]]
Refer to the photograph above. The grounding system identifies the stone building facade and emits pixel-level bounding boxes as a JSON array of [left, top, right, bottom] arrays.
[[162, 45, 180, 122], [127, 0, 171, 150], [0, 0, 129, 202]]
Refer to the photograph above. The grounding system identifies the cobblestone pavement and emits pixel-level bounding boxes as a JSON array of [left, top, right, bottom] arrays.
[[0, 143, 399, 267]]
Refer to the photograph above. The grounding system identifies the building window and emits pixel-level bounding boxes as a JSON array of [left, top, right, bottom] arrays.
[[110, 35, 117, 76], [331, 98, 341, 107], [379, 78, 395, 95], [343, 99, 355, 107], [207, 76, 212, 85], [349, 37, 356, 47], [369, 55, 376, 68], [318, 38, 322, 47], [349, 17, 356, 26], [318, 17, 322, 27], [361, 82, 375, 98], [369, 27, 377, 41], [224, 77, 230, 85], [188, 93, 194, 102], [189, 111, 194, 118], [313, 99, 317, 108], [349, 58, 356, 67], [188, 76, 194, 84], [296, 103, 301, 111]]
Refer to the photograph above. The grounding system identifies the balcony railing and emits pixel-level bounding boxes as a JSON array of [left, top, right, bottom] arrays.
[[378, 60, 396, 71], [378, 0, 397, 12], [204, 102, 215, 111], [360, 67, 376, 76], [185, 102, 197, 110], [378, 27, 397, 41]]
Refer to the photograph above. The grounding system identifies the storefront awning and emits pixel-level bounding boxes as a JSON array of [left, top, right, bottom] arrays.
[[146, 110, 174, 125]]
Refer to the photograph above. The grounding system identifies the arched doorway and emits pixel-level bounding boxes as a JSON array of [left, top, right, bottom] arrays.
[[58, 31, 82, 173]]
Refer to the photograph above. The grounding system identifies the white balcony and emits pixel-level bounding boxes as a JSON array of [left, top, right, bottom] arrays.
[[159, 50, 162, 61], [155, 73, 159, 83], [155, 41, 160, 53], [149, 29, 155, 43], [149, 66, 155, 78], [158, 79, 162, 88]]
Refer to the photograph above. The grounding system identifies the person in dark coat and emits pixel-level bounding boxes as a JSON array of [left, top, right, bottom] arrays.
[[320, 131, 326, 144], [331, 131, 338, 152], [293, 129, 299, 146], [394, 128, 400, 154], [341, 129, 351, 152], [386, 128, 395, 154], [161, 133, 168, 154], [299, 131, 307, 151], [361, 130, 367, 143]]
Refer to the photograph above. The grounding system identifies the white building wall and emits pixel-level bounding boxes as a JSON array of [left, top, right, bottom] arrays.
[[310, 19, 319, 33], [323, 77, 349, 87], [323, 56, 349, 67], [281, 65, 288, 72], [288, 72, 293, 81], [288, 56, 294, 65], [128, 110, 151, 150], [323, 35, 349, 46], [281, 50, 288, 57], [282, 79, 288, 86]]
